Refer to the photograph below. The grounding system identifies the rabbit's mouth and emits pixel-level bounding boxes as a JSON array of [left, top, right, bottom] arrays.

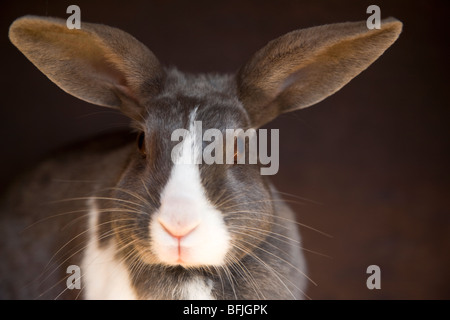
[[150, 215, 229, 267], [156, 220, 200, 265]]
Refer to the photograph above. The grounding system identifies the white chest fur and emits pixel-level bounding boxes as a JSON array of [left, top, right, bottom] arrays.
[[81, 198, 215, 300], [81, 199, 138, 300]]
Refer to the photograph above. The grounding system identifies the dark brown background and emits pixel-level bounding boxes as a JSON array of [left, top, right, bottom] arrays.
[[1, 0, 449, 299]]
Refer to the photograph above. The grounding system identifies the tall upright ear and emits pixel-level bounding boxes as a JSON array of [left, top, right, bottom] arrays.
[[9, 15, 164, 120], [237, 18, 402, 128]]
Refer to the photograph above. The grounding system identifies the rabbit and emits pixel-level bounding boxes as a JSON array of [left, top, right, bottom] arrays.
[[0, 15, 402, 300]]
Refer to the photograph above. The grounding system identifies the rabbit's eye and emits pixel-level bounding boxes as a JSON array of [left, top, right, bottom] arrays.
[[137, 132, 146, 156]]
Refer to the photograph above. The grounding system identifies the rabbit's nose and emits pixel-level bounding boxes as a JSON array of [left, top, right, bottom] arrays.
[[157, 217, 200, 239]]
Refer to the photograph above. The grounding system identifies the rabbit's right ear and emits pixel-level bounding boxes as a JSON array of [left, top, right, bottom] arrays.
[[9, 15, 164, 120]]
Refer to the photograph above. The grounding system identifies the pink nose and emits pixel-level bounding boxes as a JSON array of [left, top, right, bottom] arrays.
[[158, 218, 199, 239]]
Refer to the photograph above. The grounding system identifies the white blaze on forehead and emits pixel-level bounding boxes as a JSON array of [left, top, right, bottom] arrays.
[[166, 107, 203, 199], [176, 108, 202, 165], [151, 108, 230, 266]]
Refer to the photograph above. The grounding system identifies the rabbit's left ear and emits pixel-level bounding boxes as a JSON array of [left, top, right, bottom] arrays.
[[9, 15, 164, 120], [237, 18, 402, 128]]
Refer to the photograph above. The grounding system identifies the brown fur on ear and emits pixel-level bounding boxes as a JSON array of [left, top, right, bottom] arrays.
[[237, 18, 403, 128], [9, 15, 164, 120]]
